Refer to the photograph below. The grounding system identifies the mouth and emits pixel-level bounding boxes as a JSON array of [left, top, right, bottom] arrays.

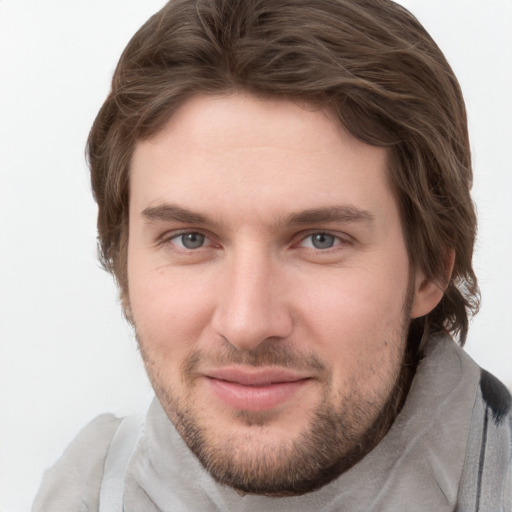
[[203, 367, 312, 411]]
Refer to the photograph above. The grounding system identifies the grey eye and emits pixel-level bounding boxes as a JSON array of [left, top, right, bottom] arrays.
[[310, 233, 335, 249], [179, 233, 205, 249]]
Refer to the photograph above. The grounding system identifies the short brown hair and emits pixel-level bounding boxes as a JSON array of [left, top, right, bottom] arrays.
[[87, 0, 479, 347]]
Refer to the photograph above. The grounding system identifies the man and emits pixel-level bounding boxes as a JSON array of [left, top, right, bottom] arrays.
[[33, 0, 512, 510]]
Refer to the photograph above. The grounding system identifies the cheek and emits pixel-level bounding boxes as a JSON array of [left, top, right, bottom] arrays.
[[128, 264, 215, 361], [302, 265, 408, 329], [296, 258, 410, 375]]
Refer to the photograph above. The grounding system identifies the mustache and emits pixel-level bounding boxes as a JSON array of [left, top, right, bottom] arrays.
[[181, 338, 329, 377]]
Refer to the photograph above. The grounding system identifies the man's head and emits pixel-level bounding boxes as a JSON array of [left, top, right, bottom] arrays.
[[87, 0, 479, 496]]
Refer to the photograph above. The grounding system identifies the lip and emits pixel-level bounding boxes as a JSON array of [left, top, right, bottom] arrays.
[[203, 367, 311, 411]]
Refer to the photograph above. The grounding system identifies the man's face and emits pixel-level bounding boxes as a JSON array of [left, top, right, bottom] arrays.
[[127, 94, 427, 495]]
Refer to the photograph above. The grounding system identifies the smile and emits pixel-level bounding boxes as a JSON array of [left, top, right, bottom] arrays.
[[204, 368, 312, 411]]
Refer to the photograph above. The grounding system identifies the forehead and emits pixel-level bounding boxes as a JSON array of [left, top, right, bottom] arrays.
[[130, 93, 395, 226]]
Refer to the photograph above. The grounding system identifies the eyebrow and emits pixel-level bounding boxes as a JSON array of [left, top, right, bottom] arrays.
[[142, 204, 210, 225], [141, 204, 374, 228], [283, 205, 374, 226]]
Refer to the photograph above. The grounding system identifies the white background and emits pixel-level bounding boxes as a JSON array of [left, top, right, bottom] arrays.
[[0, 1, 511, 511]]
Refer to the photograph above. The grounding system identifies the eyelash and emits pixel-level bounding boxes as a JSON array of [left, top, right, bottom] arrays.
[[298, 232, 347, 251], [160, 230, 350, 253], [160, 230, 217, 252]]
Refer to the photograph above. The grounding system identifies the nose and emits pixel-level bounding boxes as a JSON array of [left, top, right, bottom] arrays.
[[211, 247, 294, 351]]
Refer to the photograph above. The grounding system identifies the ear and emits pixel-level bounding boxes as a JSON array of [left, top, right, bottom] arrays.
[[411, 250, 455, 319]]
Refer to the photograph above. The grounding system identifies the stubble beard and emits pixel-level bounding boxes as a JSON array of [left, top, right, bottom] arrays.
[[135, 288, 416, 497], [167, 369, 408, 496]]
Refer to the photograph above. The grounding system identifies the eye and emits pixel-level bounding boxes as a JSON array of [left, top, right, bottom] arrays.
[[300, 232, 340, 250], [171, 232, 207, 250]]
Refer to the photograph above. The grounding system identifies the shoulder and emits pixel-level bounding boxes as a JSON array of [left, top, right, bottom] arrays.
[[32, 413, 123, 512], [418, 337, 512, 509], [479, 368, 512, 425], [457, 366, 512, 511]]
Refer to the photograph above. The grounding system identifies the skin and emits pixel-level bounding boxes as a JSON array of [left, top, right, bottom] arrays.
[[126, 93, 444, 495]]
